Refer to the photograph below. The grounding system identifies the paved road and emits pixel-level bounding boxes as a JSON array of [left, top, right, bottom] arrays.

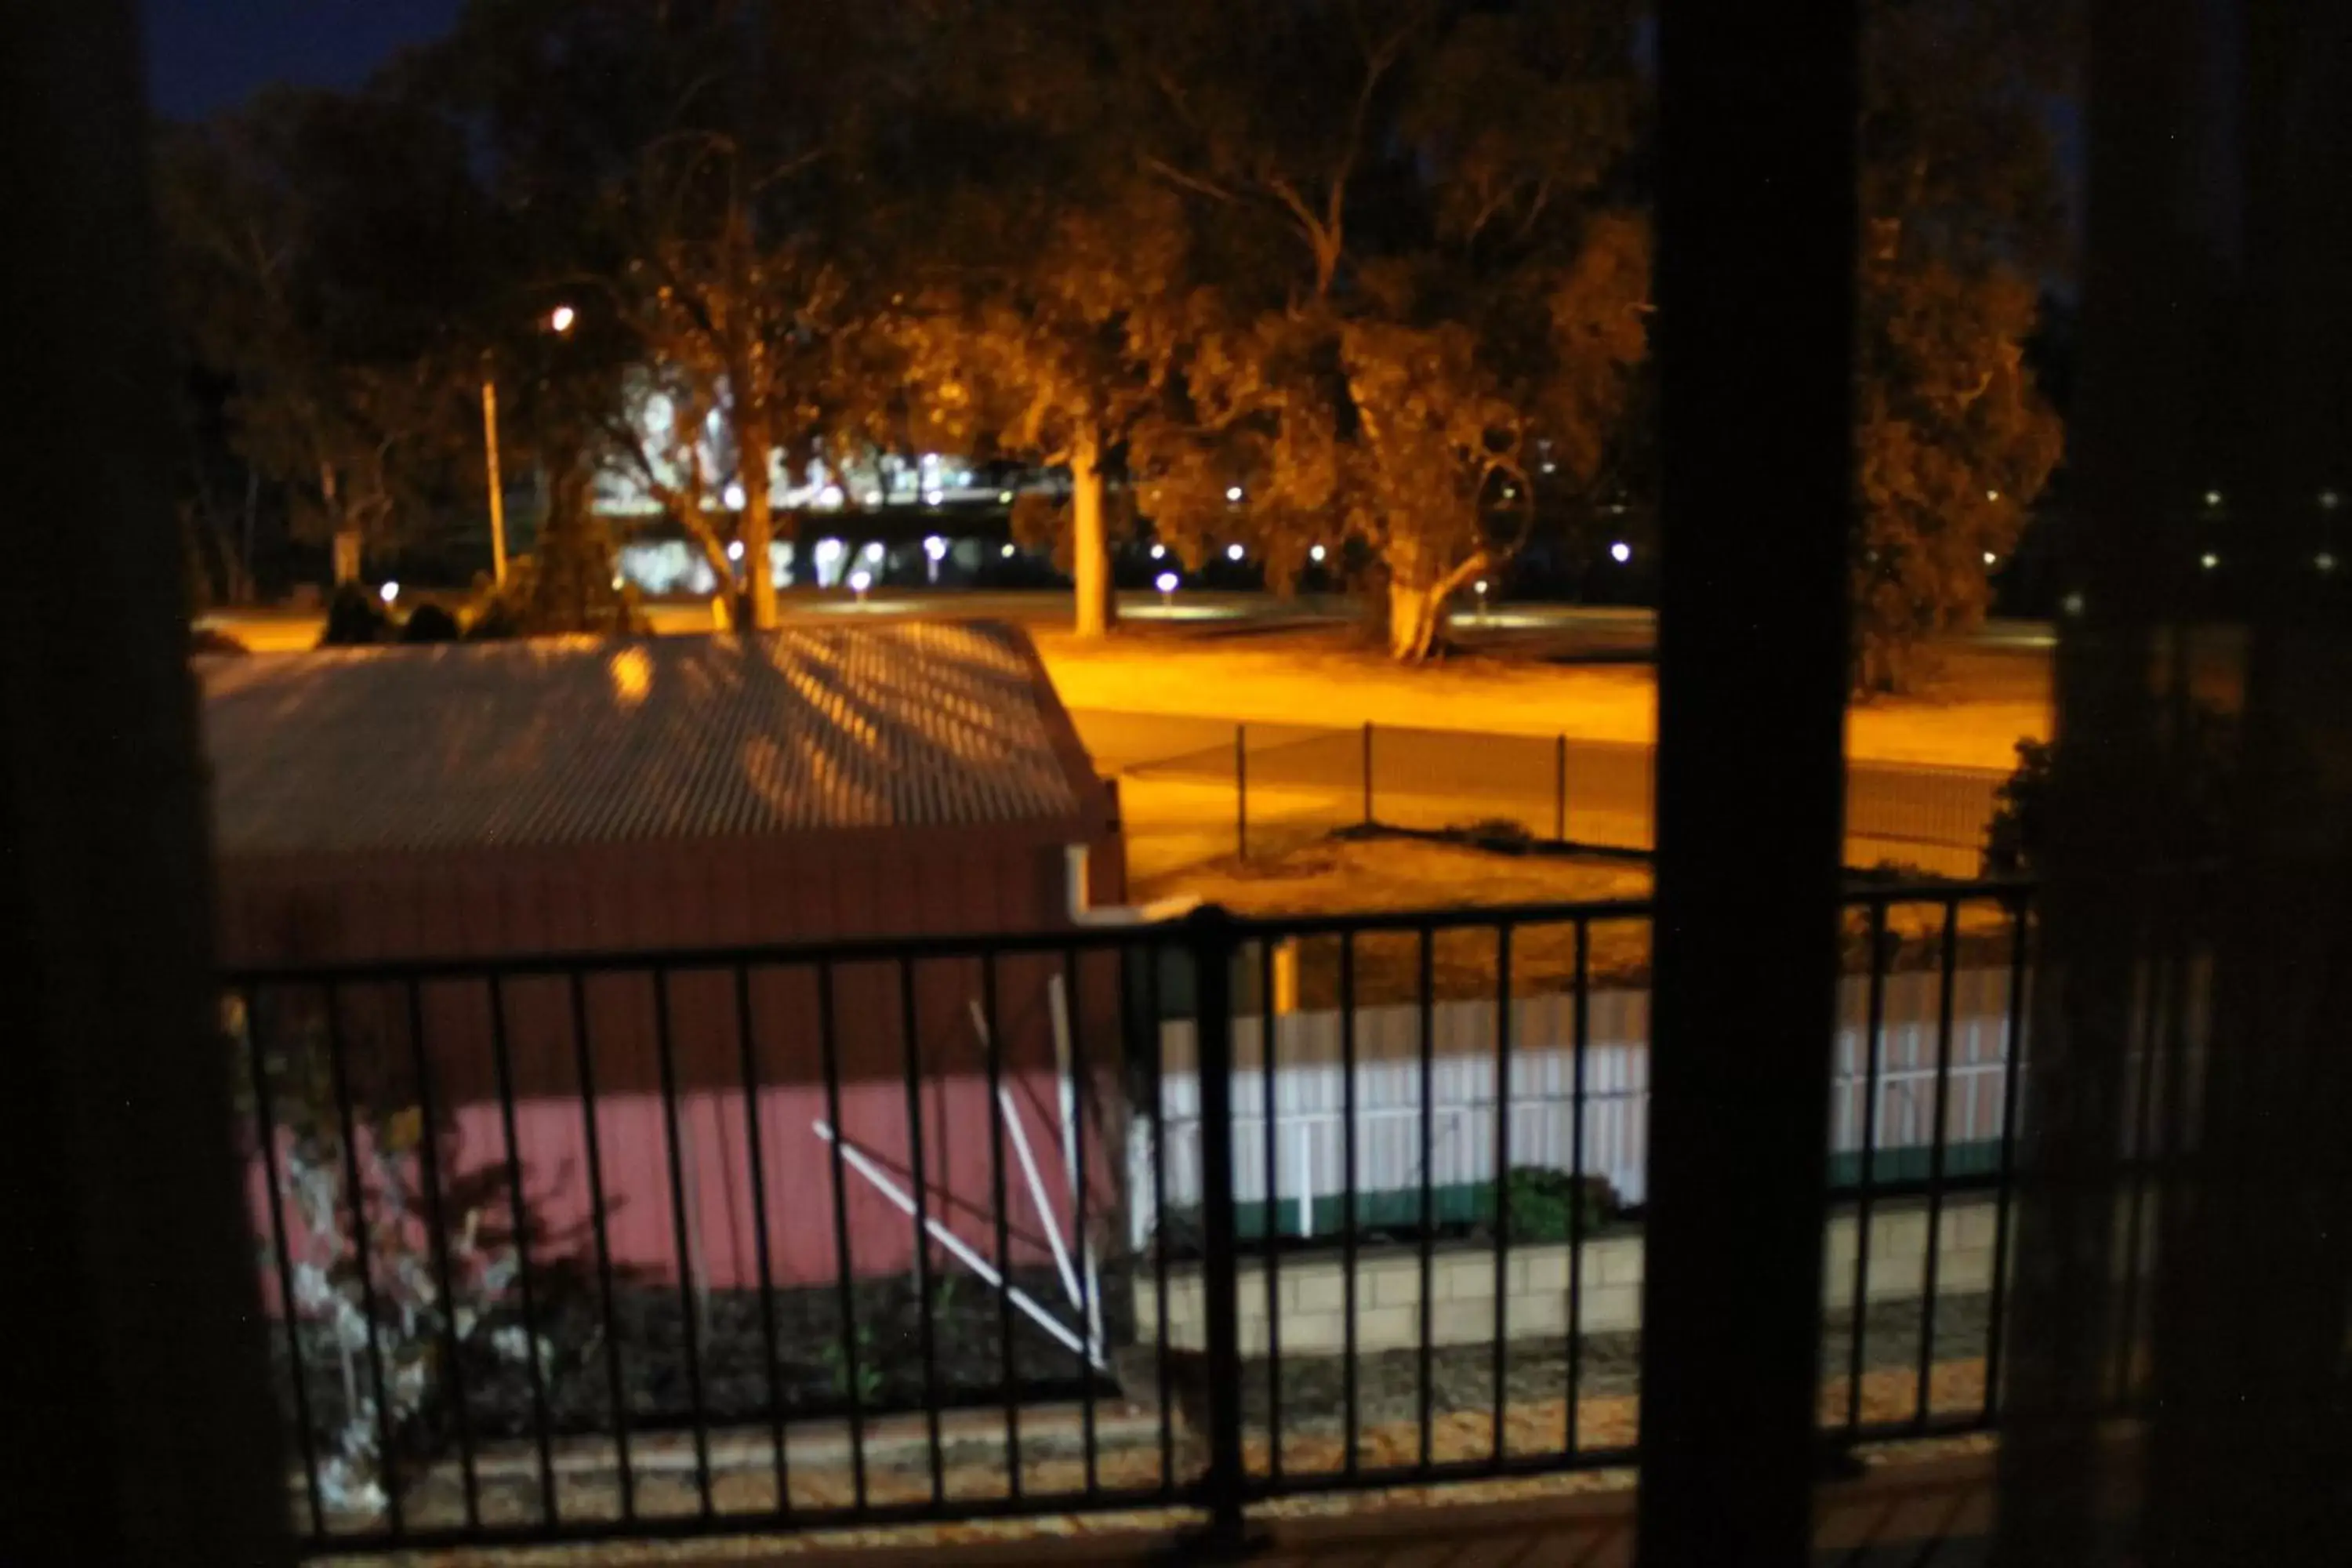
[[1072, 707, 2002, 877]]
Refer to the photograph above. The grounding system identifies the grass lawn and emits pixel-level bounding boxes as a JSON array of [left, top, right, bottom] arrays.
[[1036, 622, 2052, 771]]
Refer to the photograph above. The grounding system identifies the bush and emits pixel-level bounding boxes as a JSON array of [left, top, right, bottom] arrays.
[[321, 583, 390, 646], [399, 603, 460, 643], [1478, 1167, 1619, 1243], [1980, 737, 2051, 876]]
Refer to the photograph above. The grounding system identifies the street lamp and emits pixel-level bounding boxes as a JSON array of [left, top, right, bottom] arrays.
[[924, 535, 949, 583], [849, 569, 873, 604], [1310, 544, 1327, 563], [379, 581, 400, 605], [1156, 570, 1179, 607], [1225, 543, 1245, 561], [482, 302, 578, 587], [1610, 541, 1632, 564], [1474, 578, 1489, 621]]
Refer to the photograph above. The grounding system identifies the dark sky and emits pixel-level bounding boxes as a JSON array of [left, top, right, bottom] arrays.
[[142, 0, 466, 122]]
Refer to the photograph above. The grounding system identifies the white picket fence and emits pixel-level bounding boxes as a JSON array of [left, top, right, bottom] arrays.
[[1129, 967, 2020, 1249]]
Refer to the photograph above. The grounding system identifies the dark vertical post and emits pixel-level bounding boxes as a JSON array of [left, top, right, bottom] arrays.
[[1338, 932, 1361, 1477], [1188, 906, 1247, 1550], [1490, 924, 1515, 1461], [1258, 939, 1283, 1483], [1236, 724, 1249, 861], [815, 963, 866, 1511], [1980, 895, 2032, 1423], [570, 972, 636, 1519], [1, 5, 287, 1560], [1555, 735, 1570, 843], [894, 959, 945, 1505], [733, 965, 789, 1511], [1845, 902, 1891, 1436], [1363, 722, 1376, 826], [1914, 900, 1963, 1427], [1639, 0, 1857, 1555], [405, 980, 477, 1528], [647, 969, 710, 1516], [1415, 929, 1437, 1473]]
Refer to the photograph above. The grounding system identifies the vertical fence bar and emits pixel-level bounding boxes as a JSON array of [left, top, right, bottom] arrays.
[[241, 987, 325, 1541], [1980, 895, 2031, 1423], [1555, 735, 1569, 843], [979, 954, 1023, 1500], [1258, 938, 1283, 1483], [568, 973, 634, 1519], [647, 967, 710, 1515], [1566, 920, 1590, 1454], [1236, 724, 1249, 862], [1845, 902, 1890, 1435], [322, 982, 402, 1537], [1363, 721, 1375, 826], [1142, 943, 1177, 1498], [1914, 901, 1962, 1428], [1416, 927, 1437, 1473], [896, 957, 946, 1506], [402, 978, 477, 1529], [815, 962, 868, 1511], [1189, 907, 1247, 1549], [1065, 947, 1101, 1499], [1340, 931, 1361, 1479], [1491, 924, 1515, 1461], [485, 975, 557, 1523], [732, 964, 790, 1512]]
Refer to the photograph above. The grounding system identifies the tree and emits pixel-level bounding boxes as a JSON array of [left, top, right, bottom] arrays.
[[155, 88, 500, 586], [1120, 0, 1650, 659], [1853, 0, 2069, 691]]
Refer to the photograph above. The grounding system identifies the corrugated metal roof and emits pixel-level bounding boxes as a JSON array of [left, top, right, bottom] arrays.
[[201, 624, 1088, 855]]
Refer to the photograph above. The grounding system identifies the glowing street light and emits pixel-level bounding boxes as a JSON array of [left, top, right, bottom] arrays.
[[924, 488, 945, 506], [1309, 544, 1327, 563], [1149, 543, 1167, 560], [1984, 551, 1998, 567], [848, 569, 872, 604], [1225, 542, 1245, 561], [998, 489, 1015, 504], [1985, 488, 2000, 502], [724, 482, 747, 510], [2200, 551, 2220, 570], [924, 534, 949, 583], [2318, 551, 2339, 573], [1001, 543, 1018, 559], [864, 490, 885, 507], [1610, 541, 1632, 564], [2062, 590, 2086, 617], [1156, 570, 1180, 607], [726, 539, 746, 561], [379, 581, 400, 604], [862, 540, 885, 561], [2204, 488, 2223, 508], [2322, 489, 2343, 511], [1225, 485, 1243, 503], [548, 303, 577, 335], [1473, 578, 1490, 622]]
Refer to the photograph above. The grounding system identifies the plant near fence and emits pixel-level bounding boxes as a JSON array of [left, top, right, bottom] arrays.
[[233, 996, 556, 1519]]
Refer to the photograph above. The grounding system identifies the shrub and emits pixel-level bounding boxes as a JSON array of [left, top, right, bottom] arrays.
[[399, 603, 460, 643], [1478, 1167, 1620, 1243], [321, 583, 389, 646]]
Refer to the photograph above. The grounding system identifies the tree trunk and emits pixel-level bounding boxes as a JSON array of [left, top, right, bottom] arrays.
[[736, 409, 779, 631], [1070, 432, 1118, 640], [1385, 577, 1446, 662]]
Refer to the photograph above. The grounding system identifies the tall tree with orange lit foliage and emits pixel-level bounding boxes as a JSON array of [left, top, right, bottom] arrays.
[[1852, 0, 2069, 691]]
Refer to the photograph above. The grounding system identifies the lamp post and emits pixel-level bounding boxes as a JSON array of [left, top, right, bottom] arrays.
[[482, 304, 576, 587]]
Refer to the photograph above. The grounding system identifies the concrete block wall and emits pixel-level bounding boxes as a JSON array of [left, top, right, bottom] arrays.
[[1135, 1195, 1999, 1356]]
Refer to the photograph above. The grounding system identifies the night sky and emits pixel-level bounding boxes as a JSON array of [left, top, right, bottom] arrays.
[[142, 0, 465, 122]]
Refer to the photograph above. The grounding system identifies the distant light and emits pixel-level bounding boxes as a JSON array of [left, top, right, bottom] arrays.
[[1309, 544, 1327, 563], [1155, 571, 1180, 595], [814, 538, 844, 564], [611, 574, 624, 590], [1001, 543, 1017, 558], [816, 485, 844, 509], [1225, 543, 1245, 561], [1541, 462, 1557, 474], [1610, 541, 1632, 564], [848, 569, 872, 594], [924, 535, 949, 561], [924, 488, 945, 506], [724, 482, 746, 510], [1985, 488, 2001, 503], [726, 540, 746, 561], [2318, 551, 2339, 573], [2322, 489, 2343, 511], [2205, 489, 2223, 508], [1225, 485, 1243, 503], [1984, 551, 1998, 567], [999, 490, 1015, 504], [379, 581, 399, 604], [1501, 485, 1516, 499], [863, 490, 884, 507], [2062, 590, 2086, 617], [862, 540, 885, 561], [2200, 551, 2220, 570], [548, 304, 576, 334], [1149, 543, 1167, 560], [1474, 579, 1488, 595]]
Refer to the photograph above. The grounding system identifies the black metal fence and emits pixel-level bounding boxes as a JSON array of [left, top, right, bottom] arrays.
[[1073, 710, 2009, 875], [227, 882, 2031, 1555]]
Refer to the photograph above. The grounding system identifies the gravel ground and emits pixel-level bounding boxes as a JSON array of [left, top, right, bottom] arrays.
[[305, 1296, 1992, 1542]]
